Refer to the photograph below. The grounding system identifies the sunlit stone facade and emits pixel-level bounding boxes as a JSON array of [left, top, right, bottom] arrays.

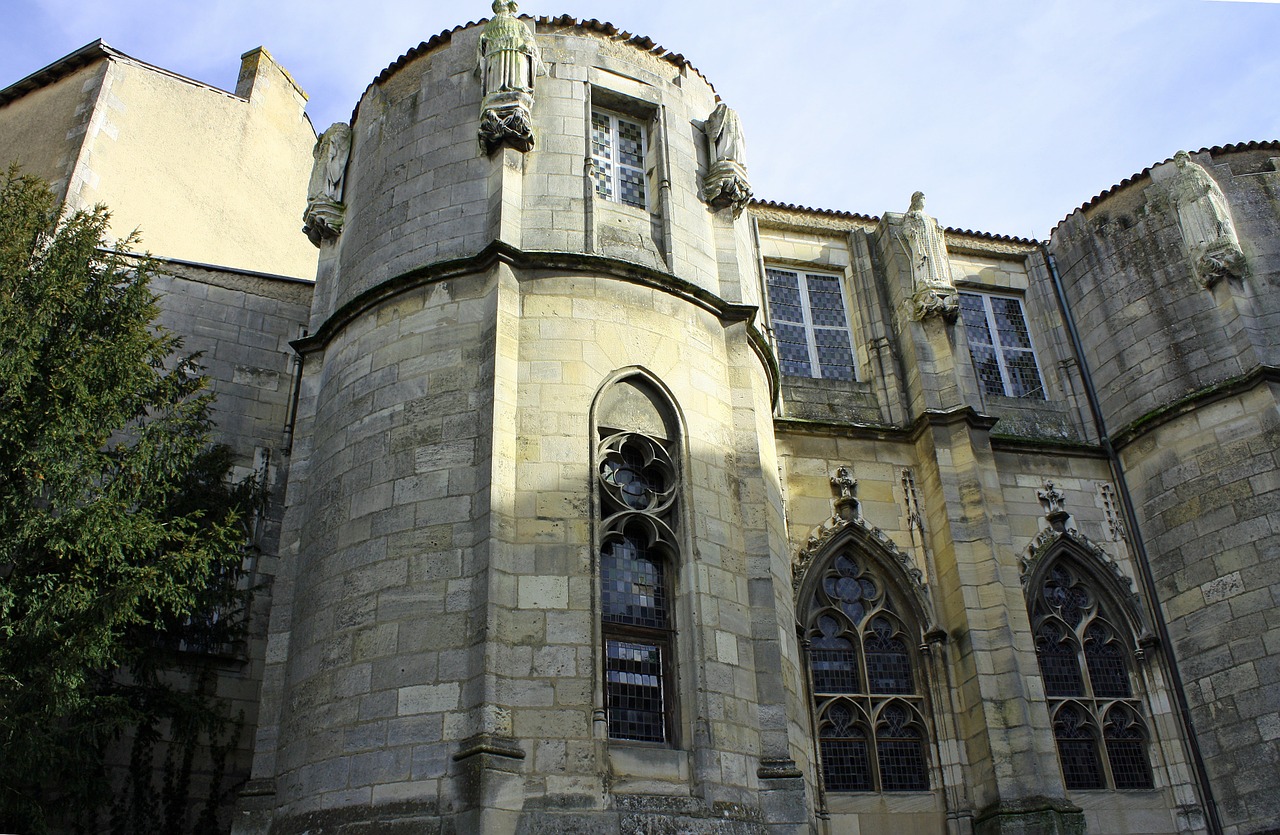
[[2, 10, 1278, 835]]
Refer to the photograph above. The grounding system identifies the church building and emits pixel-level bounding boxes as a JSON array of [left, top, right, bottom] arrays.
[[1, 5, 1278, 834]]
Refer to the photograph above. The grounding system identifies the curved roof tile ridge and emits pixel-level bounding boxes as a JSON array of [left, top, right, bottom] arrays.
[[750, 199, 1038, 245], [1052, 139, 1280, 235], [350, 13, 716, 123]]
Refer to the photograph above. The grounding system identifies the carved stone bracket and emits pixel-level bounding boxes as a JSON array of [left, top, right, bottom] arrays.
[[302, 198, 345, 246], [1194, 242, 1246, 289], [702, 159, 752, 216], [908, 286, 958, 322], [479, 97, 535, 154]]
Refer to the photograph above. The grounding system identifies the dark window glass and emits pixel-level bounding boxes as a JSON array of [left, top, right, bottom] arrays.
[[1035, 621, 1085, 697], [601, 535, 666, 629], [1104, 707, 1154, 790], [876, 704, 928, 791], [1084, 623, 1131, 699], [605, 640, 666, 742], [865, 618, 913, 695], [805, 551, 929, 793], [820, 704, 873, 791], [1055, 706, 1104, 790]]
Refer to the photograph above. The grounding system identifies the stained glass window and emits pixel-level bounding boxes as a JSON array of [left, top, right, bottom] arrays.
[[598, 428, 679, 744], [804, 548, 929, 792], [592, 110, 647, 210], [959, 292, 1045, 399], [1030, 558, 1155, 791], [765, 268, 857, 381]]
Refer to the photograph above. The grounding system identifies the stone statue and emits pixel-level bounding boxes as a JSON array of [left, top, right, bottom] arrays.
[[476, 0, 545, 154], [1169, 150, 1245, 287], [302, 122, 352, 246], [701, 102, 752, 216], [898, 191, 957, 321], [706, 102, 746, 167]]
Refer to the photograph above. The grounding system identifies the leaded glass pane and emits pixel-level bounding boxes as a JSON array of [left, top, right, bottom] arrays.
[[821, 739, 873, 792], [820, 704, 873, 791], [1005, 351, 1044, 398], [617, 120, 644, 168], [806, 276, 848, 327], [1035, 621, 1085, 697], [991, 296, 1034, 349], [774, 323, 813, 377], [601, 535, 666, 628], [969, 344, 1006, 396], [810, 641, 860, 693], [1085, 624, 1131, 699], [959, 294, 993, 345], [605, 640, 666, 742], [620, 166, 646, 209], [865, 618, 913, 695], [1104, 708, 1153, 790], [815, 328, 856, 381], [591, 112, 613, 201], [876, 706, 928, 791], [1055, 706, 1104, 790]]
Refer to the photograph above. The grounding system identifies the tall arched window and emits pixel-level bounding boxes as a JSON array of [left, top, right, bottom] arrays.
[[1031, 559, 1154, 791], [803, 549, 930, 793], [595, 377, 682, 744]]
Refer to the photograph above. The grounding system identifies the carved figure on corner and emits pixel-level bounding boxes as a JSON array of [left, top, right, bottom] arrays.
[[476, 0, 546, 154], [701, 102, 752, 216], [898, 191, 957, 321], [302, 122, 352, 247], [1170, 150, 1246, 288]]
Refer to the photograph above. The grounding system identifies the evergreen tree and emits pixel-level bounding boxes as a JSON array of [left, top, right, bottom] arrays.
[[0, 169, 257, 832]]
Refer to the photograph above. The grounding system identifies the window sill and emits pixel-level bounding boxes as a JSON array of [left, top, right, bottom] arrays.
[[607, 744, 690, 795]]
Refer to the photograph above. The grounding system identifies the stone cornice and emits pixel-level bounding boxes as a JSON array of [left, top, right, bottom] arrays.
[[292, 241, 779, 403], [1110, 364, 1280, 451]]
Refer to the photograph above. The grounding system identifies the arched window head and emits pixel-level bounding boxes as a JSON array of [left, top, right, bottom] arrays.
[[1030, 555, 1154, 791], [594, 374, 682, 745], [802, 545, 930, 793]]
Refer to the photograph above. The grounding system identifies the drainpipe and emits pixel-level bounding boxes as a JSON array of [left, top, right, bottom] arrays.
[[1041, 245, 1223, 835]]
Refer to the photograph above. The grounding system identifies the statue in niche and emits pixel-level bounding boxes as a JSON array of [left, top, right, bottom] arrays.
[[1169, 150, 1246, 287], [898, 191, 957, 321], [701, 102, 752, 216], [302, 122, 352, 247], [476, 0, 546, 154]]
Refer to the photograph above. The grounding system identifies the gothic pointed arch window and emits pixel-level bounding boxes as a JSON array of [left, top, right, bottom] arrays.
[[594, 375, 682, 744], [802, 548, 931, 793], [1030, 557, 1155, 791]]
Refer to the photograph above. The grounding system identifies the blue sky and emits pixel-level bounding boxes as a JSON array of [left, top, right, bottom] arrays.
[[2, 0, 1277, 239]]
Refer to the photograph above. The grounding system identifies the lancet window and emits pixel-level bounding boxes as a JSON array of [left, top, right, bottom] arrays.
[[597, 427, 680, 744], [1031, 560, 1155, 791], [804, 550, 930, 792]]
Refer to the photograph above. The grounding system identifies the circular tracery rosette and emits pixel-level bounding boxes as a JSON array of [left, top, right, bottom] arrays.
[[597, 432, 677, 515]]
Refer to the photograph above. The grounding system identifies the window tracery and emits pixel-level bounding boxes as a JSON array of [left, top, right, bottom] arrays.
[[804, 550, 930, 793], [597, 429, 679, 744], [1031, 560, 1154, 791]]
